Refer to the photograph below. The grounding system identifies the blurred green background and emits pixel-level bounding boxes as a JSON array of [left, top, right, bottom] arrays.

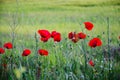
[[0, 0, 120, 37]]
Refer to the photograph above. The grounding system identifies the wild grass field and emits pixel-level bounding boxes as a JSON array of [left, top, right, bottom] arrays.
[[0, 0, 120, 80]]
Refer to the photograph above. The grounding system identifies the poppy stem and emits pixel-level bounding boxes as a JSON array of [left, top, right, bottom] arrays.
[[35, 32, 38, 56], [79, 40, 87, 80], [107, 17, 111, 80]]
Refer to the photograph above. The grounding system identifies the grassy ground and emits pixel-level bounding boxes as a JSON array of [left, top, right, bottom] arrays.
[[0, 0, 120, 80]]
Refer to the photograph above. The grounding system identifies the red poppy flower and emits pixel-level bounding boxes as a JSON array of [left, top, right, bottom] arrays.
[[89, 60, 94, 67], [78, 32, 86, 39], [68, 32, 79, 43], [53, 33, 61, 42], [84, 22, 94, 30], [68, 32, 74, 39], [0, 48, 5, 54], [22, 49, 31, 56], [89, 38, 102, 48], [51, 31, 61, 42], [71, 34, 79, 43], [38, 30, 51, 42], [51, 31, 57, 38], [38, 30, 51, 38], [2, 63, 7, 69], [38, 49, 48, 56], [40, 37, 49, 42], [3, 42, 13, 49]]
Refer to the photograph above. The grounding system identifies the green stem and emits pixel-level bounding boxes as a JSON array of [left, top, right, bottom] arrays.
[[35, 32, 38, 56], [78, 40, 87, 80], [107, 17, 111, 80]]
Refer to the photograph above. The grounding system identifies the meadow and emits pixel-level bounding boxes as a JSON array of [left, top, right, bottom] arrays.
[[0, 0, 120, 80]]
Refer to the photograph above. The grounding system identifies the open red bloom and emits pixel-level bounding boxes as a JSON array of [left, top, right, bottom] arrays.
[[89, 38, 102, 48], [71, 34, 79, 43], [51, 31, 61, 42], [78, 32, 86, 39], [53, 33, 61, 42], [84, 22, 94, 30], [0, 48, 5, 54], [68, 32, 74, 39], [51, 31, 57, 38], [38, 29, 51, 42], [3, 42, 13, 49], [22, 49, 31, 56], [38, 49, 48, 56], [89, 60, 94, 67], [68, 32, 79, 43], [40, 37, 49, 42], [38, 29, 51, 38]]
